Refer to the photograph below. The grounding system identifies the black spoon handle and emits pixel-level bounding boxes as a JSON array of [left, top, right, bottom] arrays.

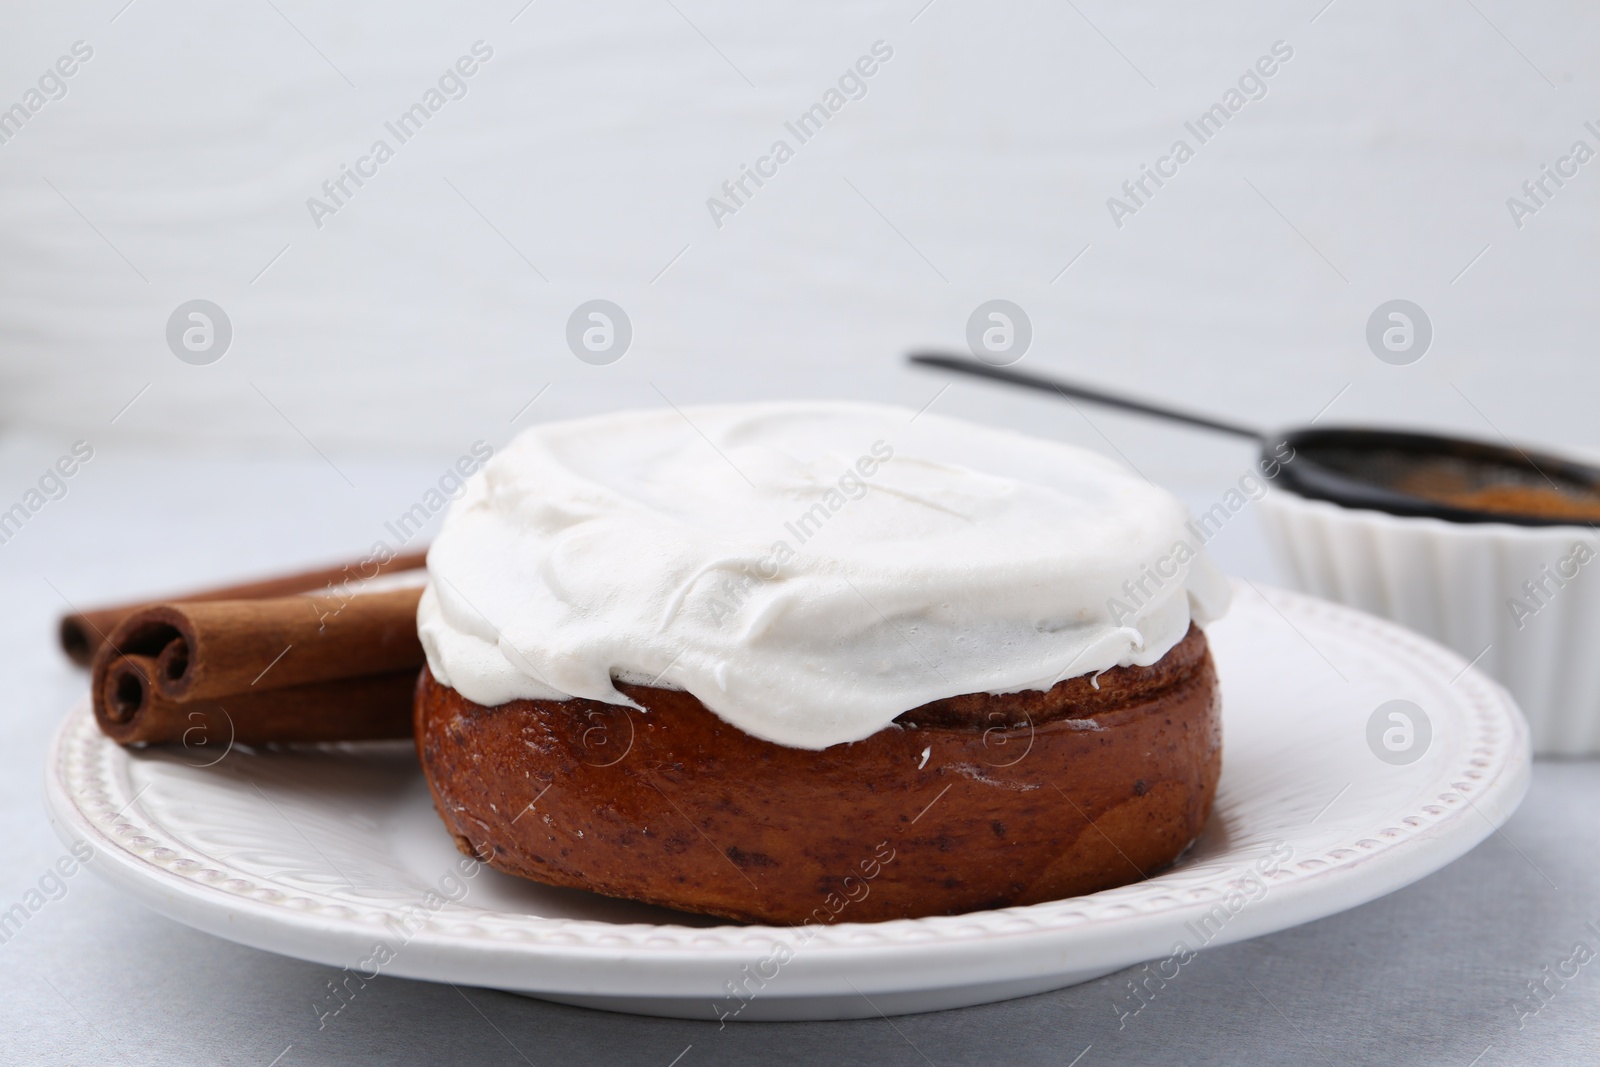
[[908, 352, 1265, 442]]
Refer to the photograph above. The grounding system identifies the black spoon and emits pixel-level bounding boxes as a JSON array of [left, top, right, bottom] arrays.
[[910, 352, 1264, 441], [908, 351, 1600, 529]]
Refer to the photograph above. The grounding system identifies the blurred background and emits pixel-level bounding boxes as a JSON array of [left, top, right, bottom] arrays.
[[2, 0, 1595, 485], [3, 2, 1597, 1062]]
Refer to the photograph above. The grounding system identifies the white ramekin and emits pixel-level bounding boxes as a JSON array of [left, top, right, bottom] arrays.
[[1258, 488, 1600, 755]]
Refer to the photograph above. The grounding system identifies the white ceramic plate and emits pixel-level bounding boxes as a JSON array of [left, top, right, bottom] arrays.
[[45, 585, 1530, 1021]]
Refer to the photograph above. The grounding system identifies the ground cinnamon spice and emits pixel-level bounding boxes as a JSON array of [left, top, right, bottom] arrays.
[[1422, 483, 1600, 521], [1393, 469, 1600, 521]]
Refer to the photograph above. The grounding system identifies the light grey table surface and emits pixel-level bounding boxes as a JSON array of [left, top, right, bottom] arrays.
[[1, 442, 1595, 1067]]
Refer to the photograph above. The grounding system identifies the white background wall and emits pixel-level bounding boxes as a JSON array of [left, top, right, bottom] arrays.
[[0, 0, 1596, 492]]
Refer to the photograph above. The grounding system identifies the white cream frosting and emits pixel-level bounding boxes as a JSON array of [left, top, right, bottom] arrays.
[[417, 402, 1230, 750]]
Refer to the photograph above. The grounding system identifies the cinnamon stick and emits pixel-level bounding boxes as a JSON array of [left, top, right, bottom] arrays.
[[90, 587, 427, 746], [94, 657, 417, 746], [105, 587, 425, 701], [59, 549, 428, 666]]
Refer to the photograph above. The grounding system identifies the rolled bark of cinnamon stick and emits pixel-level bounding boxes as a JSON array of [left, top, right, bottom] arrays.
[[90, 587, 426, 746], [60, 549, 428, 666], [94, 665, 418, 746], [110, 587, 425, 701]]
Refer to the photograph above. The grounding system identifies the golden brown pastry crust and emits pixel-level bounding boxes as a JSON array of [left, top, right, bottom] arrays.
[[414, 625, 1221, 925]]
